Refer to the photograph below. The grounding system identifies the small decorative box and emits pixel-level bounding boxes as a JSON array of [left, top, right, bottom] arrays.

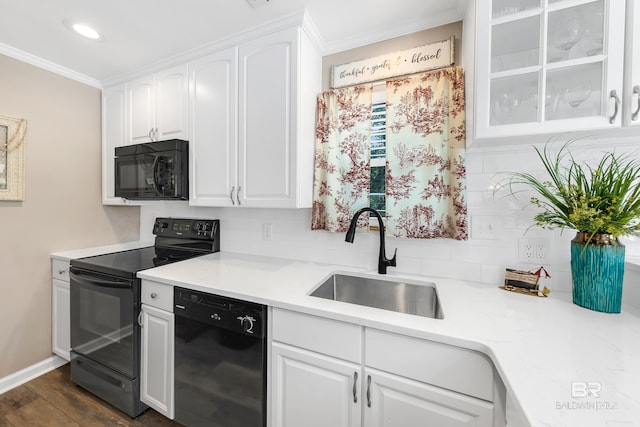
[[504, 268, 540, 289], [500, 267, 550, 297]]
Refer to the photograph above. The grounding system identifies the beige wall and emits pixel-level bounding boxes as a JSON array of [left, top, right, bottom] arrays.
[[0, 54, 140, 377], [322, 22, 463, 90]]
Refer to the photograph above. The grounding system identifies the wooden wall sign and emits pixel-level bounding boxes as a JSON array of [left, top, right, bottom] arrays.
[[330, 36, 455, 89]]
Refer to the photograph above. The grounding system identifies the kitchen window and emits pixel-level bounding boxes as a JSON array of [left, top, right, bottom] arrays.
[[312, 66, 467, 239], [370, 88, 386, 222]]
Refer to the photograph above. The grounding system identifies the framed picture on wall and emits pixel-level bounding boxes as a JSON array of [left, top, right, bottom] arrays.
[[0, 114, 27, 201]]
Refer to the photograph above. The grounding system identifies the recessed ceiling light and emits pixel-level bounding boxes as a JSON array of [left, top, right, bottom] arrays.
[[63, 19, 102, 41], [72, 23, 100, 39]]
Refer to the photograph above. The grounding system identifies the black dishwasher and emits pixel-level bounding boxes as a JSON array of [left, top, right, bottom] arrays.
[[174, 287, 267, 427]]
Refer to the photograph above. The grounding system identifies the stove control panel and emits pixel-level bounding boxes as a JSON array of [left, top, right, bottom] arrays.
[[153, 217, 220, 242]]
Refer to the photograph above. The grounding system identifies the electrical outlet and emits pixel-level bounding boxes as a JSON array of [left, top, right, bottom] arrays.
[[518, 238, 549, 264], [535, 241, 546, 262]]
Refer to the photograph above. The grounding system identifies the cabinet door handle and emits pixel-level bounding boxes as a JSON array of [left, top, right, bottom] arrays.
[[632, 86, 640, 122], [148, 128, 154, 140], [609, 90, 621, 124], [58, 269, 67, 275], [236, 186, 242, 206], [366, 375, 372, 408], [353, 371, 358, 403], [230, 186, 236, 206], [137, 311, 143, 327]]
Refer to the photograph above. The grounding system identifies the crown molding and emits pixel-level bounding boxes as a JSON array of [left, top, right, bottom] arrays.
[[322, 9, 463, 55], [102, 8, 326, 87], [0, 42, 101, 89]]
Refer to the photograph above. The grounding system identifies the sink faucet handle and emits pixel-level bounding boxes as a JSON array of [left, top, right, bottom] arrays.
[[387, 248, 397, 267]]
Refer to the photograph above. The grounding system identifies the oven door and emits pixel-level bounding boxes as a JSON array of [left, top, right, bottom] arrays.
[[70, 268, 139, 378]]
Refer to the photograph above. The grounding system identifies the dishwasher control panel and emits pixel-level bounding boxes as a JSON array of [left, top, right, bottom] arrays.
[[174, 287, 266, 338]]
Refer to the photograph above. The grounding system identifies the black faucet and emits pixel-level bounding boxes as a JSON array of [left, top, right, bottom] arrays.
[[345, 207, 397, 274]]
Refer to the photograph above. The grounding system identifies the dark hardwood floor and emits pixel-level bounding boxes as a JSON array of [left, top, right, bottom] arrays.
[[0, 363, 183, 426]]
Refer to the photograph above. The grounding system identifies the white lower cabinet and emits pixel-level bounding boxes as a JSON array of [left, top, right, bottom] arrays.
[[271, 308, 504, 427], [365, 368, 494, 427], [51, 259, 71, 361], [271, 342, 361, 427], [140, 281, 174, 419]]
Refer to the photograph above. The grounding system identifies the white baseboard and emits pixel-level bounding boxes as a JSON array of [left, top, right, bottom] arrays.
[[0, 355, 68, 395]]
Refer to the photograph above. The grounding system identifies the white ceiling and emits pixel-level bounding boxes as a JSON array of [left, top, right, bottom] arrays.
[[0, 0, 466, 85]]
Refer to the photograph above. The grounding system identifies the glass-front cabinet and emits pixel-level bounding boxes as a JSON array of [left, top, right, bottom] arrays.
[[624, 0, 640, 127], [474, 0, 626, 138]]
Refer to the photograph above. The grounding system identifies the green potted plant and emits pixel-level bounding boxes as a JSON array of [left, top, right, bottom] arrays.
[[505, 140, 640, 313]]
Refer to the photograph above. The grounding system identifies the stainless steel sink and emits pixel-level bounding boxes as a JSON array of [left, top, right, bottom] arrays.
[[309, 273, 443, 319]]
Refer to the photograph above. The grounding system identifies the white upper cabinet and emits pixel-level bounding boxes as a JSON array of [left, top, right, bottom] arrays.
[[101, 12, 321, 207], [189, 48, 238, 206], [238, 29, 298, 208], [238, 24, 320, 208], [127, 64, 189, 144], [189, 22, 321, 208], [102, 84, 127, 205], [128, 75, 155, 144], [473, 0, 626, 138], [624, 0, 640, 126]]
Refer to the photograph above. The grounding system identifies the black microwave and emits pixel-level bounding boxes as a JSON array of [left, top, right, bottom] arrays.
[[115, 139, 188, 200]]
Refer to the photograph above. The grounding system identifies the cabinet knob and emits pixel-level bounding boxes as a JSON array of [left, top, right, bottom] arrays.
[[150, 292, 158, 299], [58, 269, 66, 275]]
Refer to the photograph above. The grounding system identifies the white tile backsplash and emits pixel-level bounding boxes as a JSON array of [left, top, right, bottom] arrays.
[[140, 138, 640, 297]]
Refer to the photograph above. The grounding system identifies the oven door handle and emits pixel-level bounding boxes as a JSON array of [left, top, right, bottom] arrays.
[[70, 271, 133, 289]]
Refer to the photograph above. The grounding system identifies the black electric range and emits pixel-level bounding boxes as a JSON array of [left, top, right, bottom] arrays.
[[68, 217, 220, 417]]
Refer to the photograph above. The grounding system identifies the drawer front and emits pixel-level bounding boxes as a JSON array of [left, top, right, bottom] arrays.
[[272, 308, 362, 363], [52, 259, 70, 282], [365, 328, 495, 401], [141, 280, 173, 312]]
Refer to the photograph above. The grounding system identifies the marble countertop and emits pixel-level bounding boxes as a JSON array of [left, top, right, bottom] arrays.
[[135, 251, 640, 427]]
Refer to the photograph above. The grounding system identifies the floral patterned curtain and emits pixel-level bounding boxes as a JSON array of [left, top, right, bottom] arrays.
[[385, 66, 468, 240], [311, 85, 373, 232]]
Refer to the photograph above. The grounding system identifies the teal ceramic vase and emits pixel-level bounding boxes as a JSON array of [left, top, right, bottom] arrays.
[[570, 232, 625, 313]]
